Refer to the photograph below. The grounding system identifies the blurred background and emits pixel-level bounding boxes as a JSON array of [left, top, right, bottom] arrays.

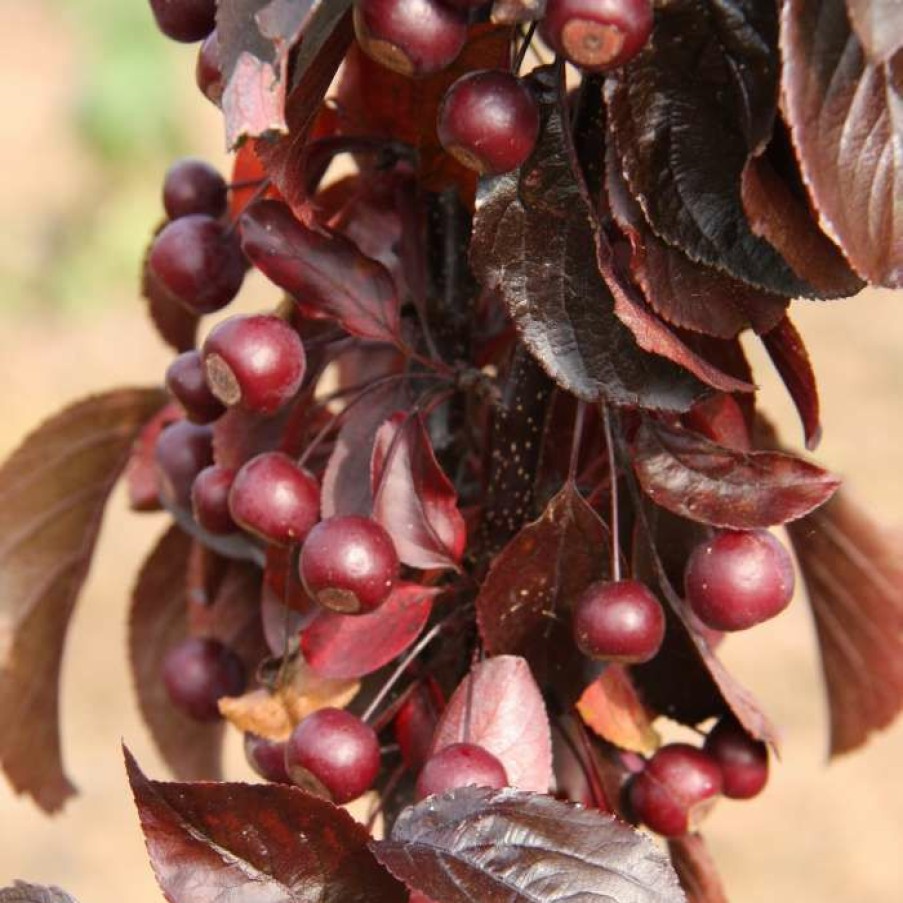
[[0, 2, 901, 901]]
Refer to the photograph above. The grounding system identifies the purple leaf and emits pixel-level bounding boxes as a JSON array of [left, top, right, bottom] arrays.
[[241, 199, 402, 344], [0, 388, 166, 812], [781, 0, 903, 287], [124, 748, 405, 903], [0, 884, 79, 903], [302, 583, 438, 679], [371, 412, 467, 571], [429, 656, 553, 793], [372, 786, 685, 902], [633, 418, 839, 528], [846, 0, 903, 64], [668, 834, 729, 903], [786, 489, 903, 756]]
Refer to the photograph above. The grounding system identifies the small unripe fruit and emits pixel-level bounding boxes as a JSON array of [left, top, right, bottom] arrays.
[[704, 717, 769, 800], [165, 350, 226, 424], [154, 420, 214, 510], [196, 31, 224, 105], [163, 158, 227, 220], [416, 742, 508, 800], [191, 465, 237, 534], [161, 637, 245, 721]]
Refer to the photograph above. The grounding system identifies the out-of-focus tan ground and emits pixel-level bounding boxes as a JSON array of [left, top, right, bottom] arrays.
[[1, 4, 901, 902]]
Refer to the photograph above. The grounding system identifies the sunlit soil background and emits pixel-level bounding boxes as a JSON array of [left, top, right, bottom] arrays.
[[1, 3, 901, 901]]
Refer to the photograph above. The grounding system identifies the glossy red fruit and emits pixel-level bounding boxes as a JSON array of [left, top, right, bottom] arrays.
[[299, 516, 399, 614], [353, 0, 467, 77], [704, 717, 769, 800], [244, 733, 291, 784], [541, 0, 653, 71], [149, 0, 217, 43], [202, 315, 305, 415], [684, 530, 795, 631], [572, 579, 665, 663], [165, 350, 226, 424], [285, 707, 380, 803], [154, 420, 214, 509], [437, 70, 540, 175], [416, 742, 508, 800], [163, 158, 227, 220], [196, 31, 224, 105], [161, 637, 246, 721], [627, 743, 722, 837], [229, 452, 320, 546], [191, 464, 237, 534]]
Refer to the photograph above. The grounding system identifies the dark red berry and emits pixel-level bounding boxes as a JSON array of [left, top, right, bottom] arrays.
[[299, 516, 399, 614], [572, 579, 665, 663], [415, 742, 508, 800], [165, 350, 226, 424], [684, 530, 795, 632], [202, 315, 305, 415], [163, 158, 227, 220], [285, 707, 380, 803], [196, 31, 224, 105], [161, 637, 246, 721], [149, 0, 217, 43], [229, 452, 320, 545], [704, 717, 769, 800], [244, 733, 291, 784], [154, 420, 214, 509], [541, 0, 653, 71], [437, 70, 540, 175], [627, 743, 722, 837], [148, 214, 245, 314], [191, 465, 237, 534], [353, 0, 467, 77]]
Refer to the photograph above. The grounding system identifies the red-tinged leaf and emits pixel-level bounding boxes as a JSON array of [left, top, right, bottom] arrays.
[[142, 252, 199, 353], [472, 67, 706, 411], [372, 786, 685, 903], [124, 748, 406, 903], [683, 394, 752, 453], [476, 482, 609, 699], [786, 489, 903, 756], [761, 316, 822, 450], [125, 402, 182, 512], [241, 199, 402, 344], [491, 0, 546, 23], [429, 655, 553, 793], [302, 583, 438, 679], [577, 665, 660, 755], [846, 0, 903, 63], [606, 0, 812, 297], [633, 418, 840, 529], [0, 883, 79, 903], [668, 834, 729, 903], [371, 413, 467, 571], [0, 388, 166, 812], [781, 0, 903, 287]]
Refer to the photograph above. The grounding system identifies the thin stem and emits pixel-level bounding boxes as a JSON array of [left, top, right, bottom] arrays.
[[601, 404, 621, 582], [513, 22, 538, 74], [227, 177, 268, 191], [397, 340, 456, 378], [366, 762, 405, 833], [225, 177, 272, 237], [568, 400, 587, 482]]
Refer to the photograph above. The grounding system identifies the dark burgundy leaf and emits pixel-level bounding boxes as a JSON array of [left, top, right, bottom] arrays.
[[0, 388, 166, 812], [786, 489, 903, 756], [0, 883, 79, 903], [668, 834, 729, 903], [373, 786, 685, 902], [633, 417, 839, 528], [302, 583, 438, 679], [471, 67, 706, 411], [124, 748, 405, 903], [781, 0, 903, 287], [491, 0, 546, 24], [241, 200, 401, 344], [142, 251, 199, 353], [846, 0, 903, 64], [371, 412, 467, 571], [429, 655, 553, 793], [476, 482, 609, 699], [606, 0, 811, 296], [760, 316, 822, 450]]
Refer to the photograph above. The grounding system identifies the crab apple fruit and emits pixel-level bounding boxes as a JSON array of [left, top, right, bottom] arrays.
[[244, 733, 291, 784], [684, 529, 795, 631], [154, 420, 214, 509], [161, 637, 246, 721], [165, 350, 225, 424], [437, 71, 540, 175], [191, 464, 237, 534], [285, 708, 380, 803], [162, 158, 227, 220], [298, 516, 399, 614], [416, 742, 508, 800], [202, 314, 305, 415], [572, 579, 665, 663], [148, 214, 245, 314], [627, 743, 722, 837], [228, 452, 320, 546], [149, 0, 217, 43], [196, 31, 223, 105], [353, 0, 468, 77], [704, 716, 769, 799], [540, 0, 653, 71]]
